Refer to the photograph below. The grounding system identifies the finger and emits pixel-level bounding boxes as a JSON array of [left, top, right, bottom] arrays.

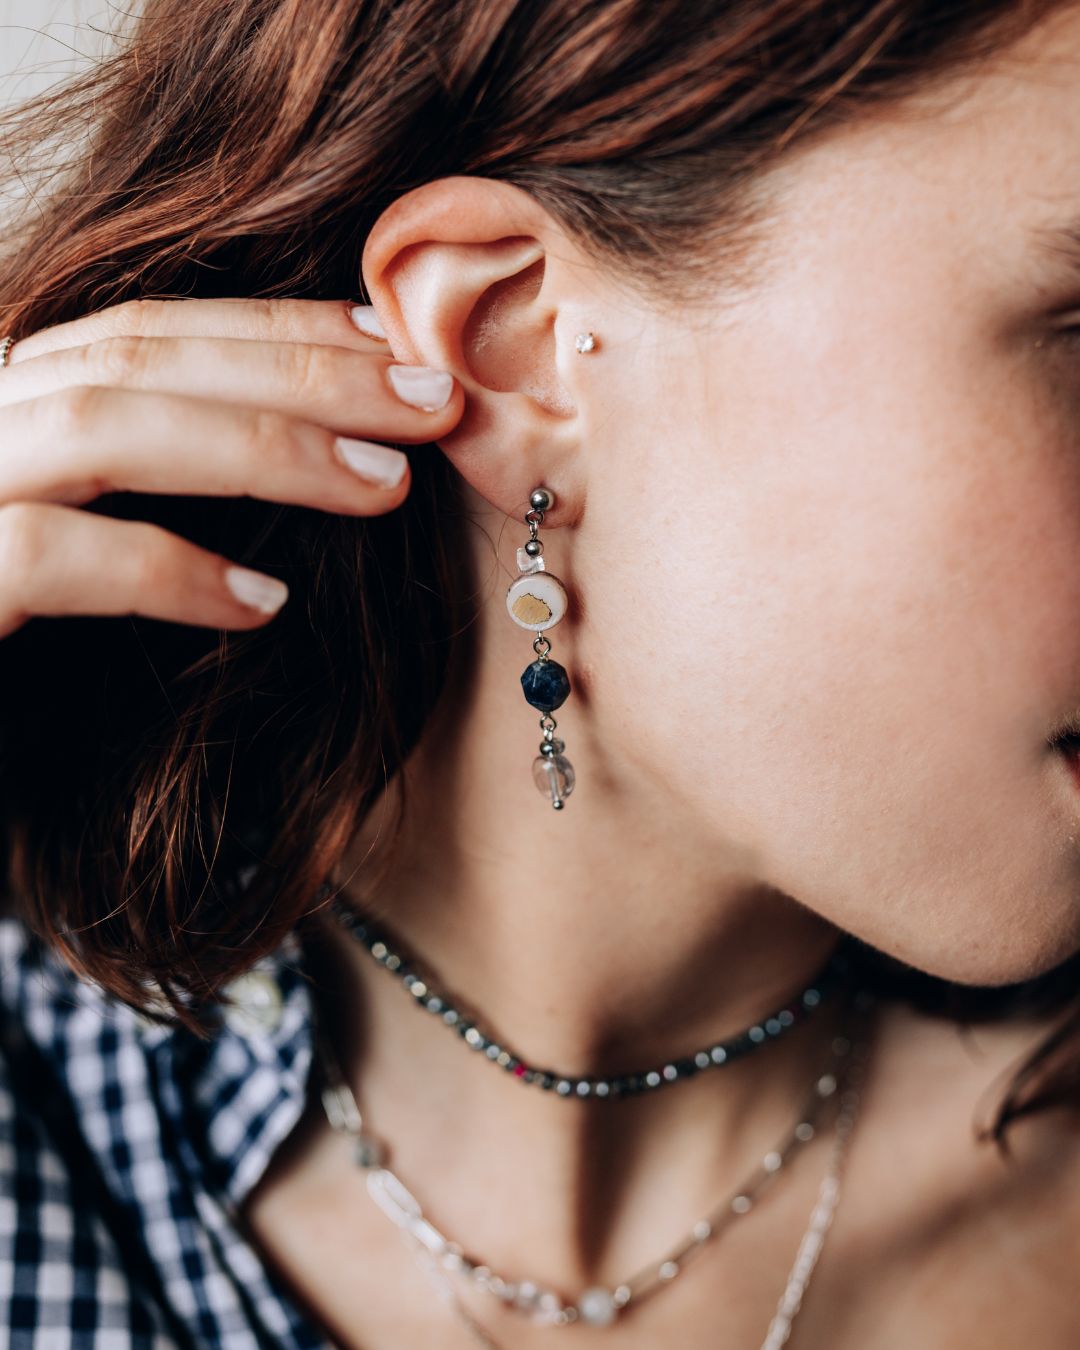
[[7, 298, 390, 363], [0, 387, 414, 512], [0, 501, 292, 638], [0, 336, 462, 442]]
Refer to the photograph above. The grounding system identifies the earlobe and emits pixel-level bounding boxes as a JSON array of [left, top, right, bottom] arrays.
[[359, 176, 583, 518]]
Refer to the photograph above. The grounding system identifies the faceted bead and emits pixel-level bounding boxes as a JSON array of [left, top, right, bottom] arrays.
[[579, 1287, 617, 1327], [520, 658, 571, 712], [353, 1133, 385, 1169], [533, 753, 575, 807]]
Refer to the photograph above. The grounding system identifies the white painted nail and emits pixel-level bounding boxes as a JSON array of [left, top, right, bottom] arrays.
[[224, 566, 289, 614], [334, 436, 408, 488], [348, 304, 388, 340], [387, 363, 454, 412]]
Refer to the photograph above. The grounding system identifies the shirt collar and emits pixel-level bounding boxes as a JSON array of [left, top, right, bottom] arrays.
[[140, 925, 321, 1214]]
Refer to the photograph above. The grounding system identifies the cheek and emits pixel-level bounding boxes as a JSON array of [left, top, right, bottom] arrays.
[[580, 328, 1080, 985]]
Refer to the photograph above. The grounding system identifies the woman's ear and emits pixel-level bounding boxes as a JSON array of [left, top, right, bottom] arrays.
[[360, 176, 587, 522]]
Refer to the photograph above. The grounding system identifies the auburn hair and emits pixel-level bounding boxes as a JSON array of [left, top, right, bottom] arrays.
[[0, 0, 1076, 1151]]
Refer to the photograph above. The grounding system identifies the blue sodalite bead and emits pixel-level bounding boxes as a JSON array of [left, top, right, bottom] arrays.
[[520, 658, 571, 712]]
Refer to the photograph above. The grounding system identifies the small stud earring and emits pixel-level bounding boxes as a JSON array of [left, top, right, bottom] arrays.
[[574, 332, 597, 354], [506, 487, 575, 809]]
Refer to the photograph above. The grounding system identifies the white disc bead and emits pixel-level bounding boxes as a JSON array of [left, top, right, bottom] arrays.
[[506, 571, 568, 631]]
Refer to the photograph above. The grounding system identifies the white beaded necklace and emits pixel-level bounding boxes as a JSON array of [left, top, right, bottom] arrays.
[[313, 985, 875, 1344]]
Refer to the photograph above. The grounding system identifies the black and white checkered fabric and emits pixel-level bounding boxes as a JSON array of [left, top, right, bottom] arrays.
[[0, 913, 337, 1348]]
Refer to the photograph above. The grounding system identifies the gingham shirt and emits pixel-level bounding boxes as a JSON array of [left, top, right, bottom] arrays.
[[0, 911, 339, 1348]]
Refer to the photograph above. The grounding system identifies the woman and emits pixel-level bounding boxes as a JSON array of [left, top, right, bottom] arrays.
[[2, 0, 1080, 1344]]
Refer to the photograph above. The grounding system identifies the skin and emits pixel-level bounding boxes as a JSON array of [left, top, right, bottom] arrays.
[[8, 5, 1080, 1347], [242, 5, 1080, 1347], [0, 300, 465, 633]]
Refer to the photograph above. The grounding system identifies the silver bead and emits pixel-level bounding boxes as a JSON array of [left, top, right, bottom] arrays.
[[529, 486, 555, 512], [514, 1280, 541, 1310], [524, 538, 542, 556], [578, 1286, 617, 1326], [353, 1133, 385, 1169], [532, 1290, 566, 1325]]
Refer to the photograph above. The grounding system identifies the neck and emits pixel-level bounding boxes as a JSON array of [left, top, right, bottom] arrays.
[[301, 711, 854, 1311], [328, 791, 843, 1080], [299, 493, 859, 1316]]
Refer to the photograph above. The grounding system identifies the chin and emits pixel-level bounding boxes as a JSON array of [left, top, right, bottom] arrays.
[[848, 905, 1080, 992]]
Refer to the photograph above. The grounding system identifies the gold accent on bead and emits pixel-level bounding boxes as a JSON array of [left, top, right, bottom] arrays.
[[512, 593, 552, 625]]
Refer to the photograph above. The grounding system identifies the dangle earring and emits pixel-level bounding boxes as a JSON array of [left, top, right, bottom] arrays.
[[507, 487, 575, 810]]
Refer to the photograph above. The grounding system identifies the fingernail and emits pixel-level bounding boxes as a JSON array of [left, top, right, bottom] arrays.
[[387, 363, 454, 412], [334, 436, 408, 489], [224, 566, 289, 614], [348, 304, 388, 340]]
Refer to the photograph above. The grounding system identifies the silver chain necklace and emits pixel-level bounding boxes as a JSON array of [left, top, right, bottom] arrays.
[[420, 1049, 866, 1350], [312, 984, 875, 1344]]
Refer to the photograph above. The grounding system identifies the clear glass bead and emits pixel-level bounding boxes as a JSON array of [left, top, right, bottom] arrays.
[[516, 547, 545, 574], [533, 753, 575, 806]]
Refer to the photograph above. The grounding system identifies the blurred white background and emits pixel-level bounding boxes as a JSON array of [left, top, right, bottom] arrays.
[[0, 1, 124, 104], [0, 1, 132, 225]]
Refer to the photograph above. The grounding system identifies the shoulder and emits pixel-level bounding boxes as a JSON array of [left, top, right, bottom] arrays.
[[0, 912, 327, 1346], [0, 917, 180, 1341]]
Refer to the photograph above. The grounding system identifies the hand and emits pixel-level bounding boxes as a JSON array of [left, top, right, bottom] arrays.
[[0, 298, 462, 638]]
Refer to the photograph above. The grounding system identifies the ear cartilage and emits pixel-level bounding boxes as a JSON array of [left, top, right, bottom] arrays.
[[507, 486, 575, 809], [574, 332, 597, 354]]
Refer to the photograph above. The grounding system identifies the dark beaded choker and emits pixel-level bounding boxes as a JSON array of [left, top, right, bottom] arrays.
[[323, 887, 854, 1101]]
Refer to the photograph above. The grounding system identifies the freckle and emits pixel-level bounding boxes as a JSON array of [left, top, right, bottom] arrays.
[[512, 593, 552, 625]]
